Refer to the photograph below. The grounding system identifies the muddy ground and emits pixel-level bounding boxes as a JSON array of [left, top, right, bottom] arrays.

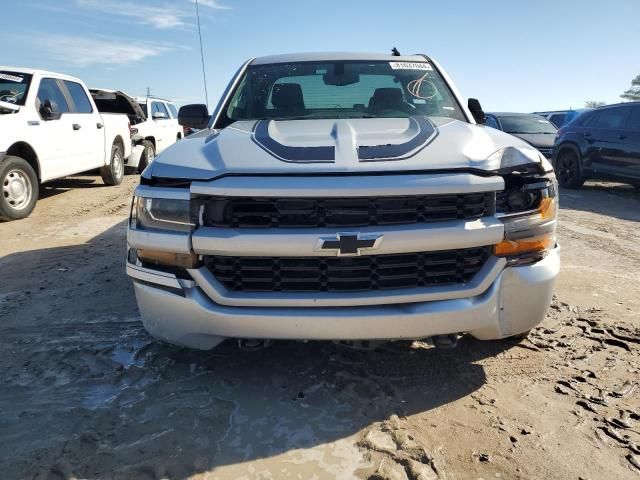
[[0, 175, 638, 480]]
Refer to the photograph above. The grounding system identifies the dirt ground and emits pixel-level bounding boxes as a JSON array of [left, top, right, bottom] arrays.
[[0, 175, 638, 480]]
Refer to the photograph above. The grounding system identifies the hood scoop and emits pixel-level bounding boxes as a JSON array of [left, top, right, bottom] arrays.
[[252, 116, 439, 164], [252, 119, 335, 163], [358, 116, 437, 161]]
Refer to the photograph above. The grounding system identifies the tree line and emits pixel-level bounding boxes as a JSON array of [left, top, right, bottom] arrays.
[[584, 74, 640, 108]]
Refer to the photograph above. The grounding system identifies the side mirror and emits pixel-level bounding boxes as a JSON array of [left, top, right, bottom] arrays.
[[468, 98, 486, 124], [41, 99, 62, 121], [152, 112, 167, 120], [178, 104, 209, 130]]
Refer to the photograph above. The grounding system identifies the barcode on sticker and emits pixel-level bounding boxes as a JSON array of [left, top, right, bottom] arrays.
[[389, 62, 433, 71], [0, 73, 24, 83]]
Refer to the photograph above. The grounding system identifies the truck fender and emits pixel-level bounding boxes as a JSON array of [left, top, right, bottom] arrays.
[[5, 142, 41, 182], [110, 135, 127, 164]]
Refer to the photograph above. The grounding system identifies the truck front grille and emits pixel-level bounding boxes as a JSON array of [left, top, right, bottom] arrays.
[[537, 147, 554, 158], [202, 193, 495, 229], [204, 246, 492, 292]]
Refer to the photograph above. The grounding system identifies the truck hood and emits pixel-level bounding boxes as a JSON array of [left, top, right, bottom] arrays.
[[148, 116, 541, 180]]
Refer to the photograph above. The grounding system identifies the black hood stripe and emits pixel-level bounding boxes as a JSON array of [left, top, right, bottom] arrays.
[[358, 116, 438, 162], [251, 116, 438, 164], [252, 120, 335, 163]]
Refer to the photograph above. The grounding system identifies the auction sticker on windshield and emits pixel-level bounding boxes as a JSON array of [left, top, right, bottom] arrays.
[[389, 62, 433, 71], [0, 73, 24, 83]]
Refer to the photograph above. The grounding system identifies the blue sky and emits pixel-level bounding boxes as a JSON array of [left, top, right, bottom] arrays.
[[2, 0, 639, 111]]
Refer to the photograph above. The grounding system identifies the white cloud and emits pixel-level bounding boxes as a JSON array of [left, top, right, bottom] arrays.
[[74, 0, 231, 29], [34, 34, 178, 66], [192, 0, 231, 10], [76, 0, 187, 29]]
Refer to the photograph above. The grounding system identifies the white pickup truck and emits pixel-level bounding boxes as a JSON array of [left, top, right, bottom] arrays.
[[127, 51, 560, 352], [0, 67, 132, 220], [90, 90, 183, 173]]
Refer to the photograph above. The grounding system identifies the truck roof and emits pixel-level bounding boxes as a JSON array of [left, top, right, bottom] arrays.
[[90, 88, 172, 104], [250, 51, 430, 65], [133, 96, 174, 104], [0, 66, 83, 83]]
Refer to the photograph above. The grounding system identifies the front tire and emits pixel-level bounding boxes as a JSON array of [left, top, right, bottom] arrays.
[[137, 140, 155, 173], [503, 329, 532, 341], [101, 143, 124, 186], [555, 148, 585, 189], [0, 156, 39, 221]]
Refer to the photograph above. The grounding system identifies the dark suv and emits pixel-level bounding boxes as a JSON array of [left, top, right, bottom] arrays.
[[553, 102, 640, 188]]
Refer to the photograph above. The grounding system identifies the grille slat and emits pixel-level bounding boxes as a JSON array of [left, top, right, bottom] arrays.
[[203, 193, 495, 229], [204, 246, 492, 293], [537, 147, 554, 158]]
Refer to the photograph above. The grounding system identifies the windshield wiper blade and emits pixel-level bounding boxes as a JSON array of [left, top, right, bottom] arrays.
[[271, 116, 314, 121]]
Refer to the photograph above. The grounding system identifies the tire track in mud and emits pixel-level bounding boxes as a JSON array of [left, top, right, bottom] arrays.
[[40, 177, 137, 221], [355, 299, 640, 479], [539, 306, 640, 475]]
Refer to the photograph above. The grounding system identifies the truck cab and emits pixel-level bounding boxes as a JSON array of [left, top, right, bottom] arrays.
[[135, 96, 183, 154]]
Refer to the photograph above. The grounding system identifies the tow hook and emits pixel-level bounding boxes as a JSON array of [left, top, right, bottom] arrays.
[[333, 340, 387, 350], [237, 339, 272, 351], [432, 334, 459, 349]]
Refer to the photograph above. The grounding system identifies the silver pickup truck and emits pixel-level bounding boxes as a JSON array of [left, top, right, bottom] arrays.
[[126, 52, 559, 351]]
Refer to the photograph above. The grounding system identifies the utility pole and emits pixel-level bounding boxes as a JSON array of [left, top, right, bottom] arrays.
[[195, 0, 210, 108]]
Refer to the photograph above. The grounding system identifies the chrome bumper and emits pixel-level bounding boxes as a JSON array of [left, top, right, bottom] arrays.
[[127, 247, 559, 350]]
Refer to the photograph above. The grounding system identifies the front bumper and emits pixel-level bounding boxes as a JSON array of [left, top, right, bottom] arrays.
[[126, 144, 145, 169], [128, 247, 559, 350]]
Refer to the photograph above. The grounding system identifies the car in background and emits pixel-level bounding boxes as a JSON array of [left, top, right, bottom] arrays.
[[553, 102, 640, 188], [485, 112, 557, 159], [0, 67, 132, 220], [136, 97, 183, 146], [90, 90, 183, 172], [534, 109, 589, 128]]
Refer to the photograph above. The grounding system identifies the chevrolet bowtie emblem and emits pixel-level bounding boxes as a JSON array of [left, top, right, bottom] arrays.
[[317, 232, 383, 256]]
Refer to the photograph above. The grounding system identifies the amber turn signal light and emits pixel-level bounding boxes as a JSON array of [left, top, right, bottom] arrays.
[[494, 233, 555, 256], [137, 249, 200, 269], [538, 197, 556, 221]]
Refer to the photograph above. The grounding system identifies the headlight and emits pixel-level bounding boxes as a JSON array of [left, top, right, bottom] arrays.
[[129, 195, 199, 269], [497, 178, 556, 214], [495, 175, 558, 265], [131, 197, 193, 232]]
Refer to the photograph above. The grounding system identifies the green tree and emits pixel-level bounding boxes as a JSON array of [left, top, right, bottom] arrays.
[[621, 74, 640, 101], [585, 100, 606, 108]]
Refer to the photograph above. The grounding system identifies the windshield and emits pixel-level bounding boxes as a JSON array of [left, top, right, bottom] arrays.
[[0, 71, 32, 106], [224, 61, 466, 124], [499, 115, 557, 134]]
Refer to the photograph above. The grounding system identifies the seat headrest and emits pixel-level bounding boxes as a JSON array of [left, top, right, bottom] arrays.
[[373, 88, 403, 103], [369, 88, 408, 114], [372, 88, 404, 104], [272, 83, 305, 112]]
